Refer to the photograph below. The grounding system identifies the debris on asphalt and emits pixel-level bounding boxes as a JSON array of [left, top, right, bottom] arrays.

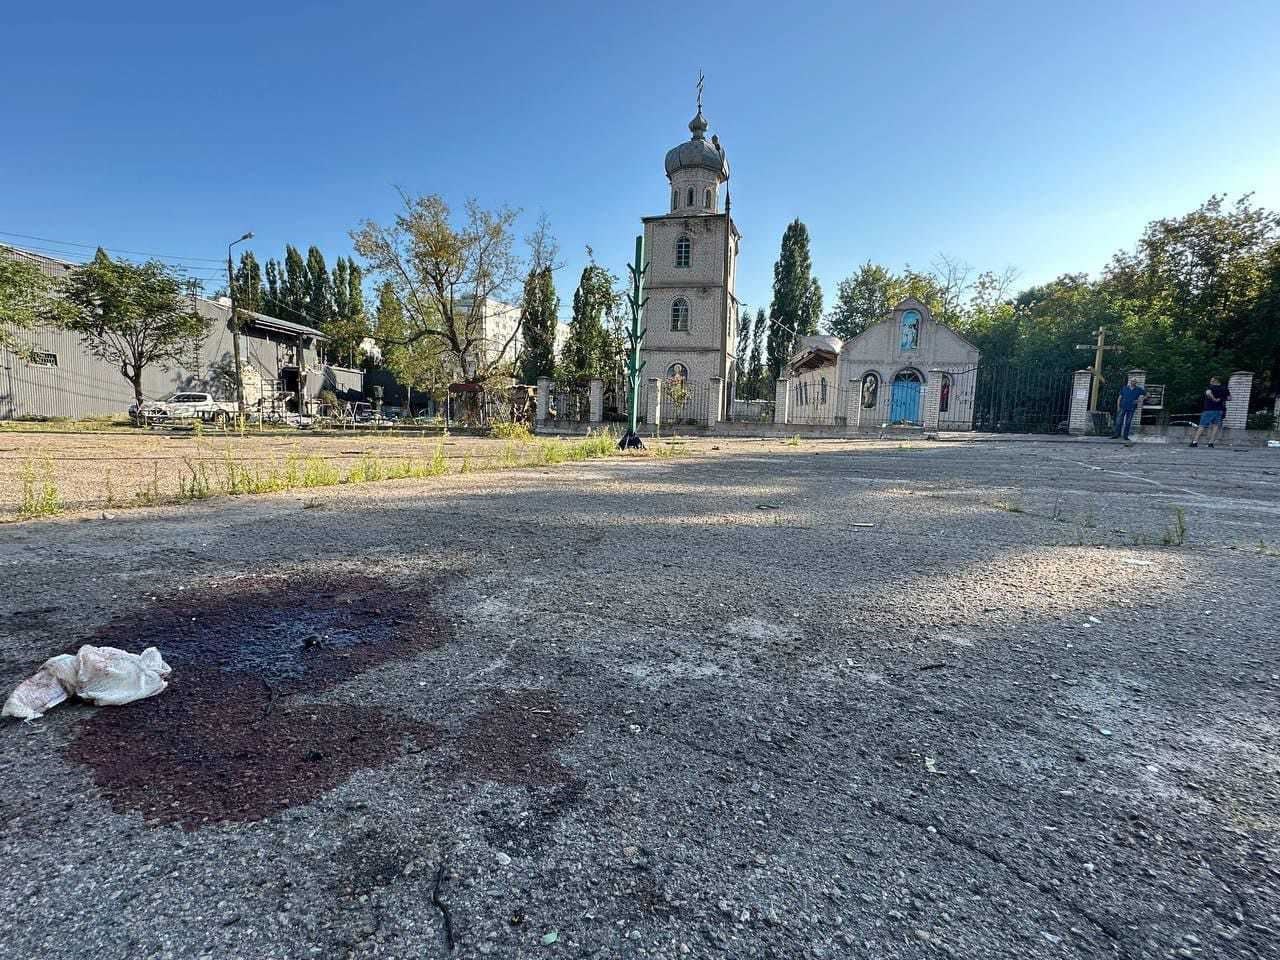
[[755, 503, 781, 510], [541, 930, 559, 945], [1122, 558, 1154, 566], [3, 645, 171, 721]]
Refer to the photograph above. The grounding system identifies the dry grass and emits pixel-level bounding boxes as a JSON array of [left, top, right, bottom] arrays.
[[1, 428, 688, 521]]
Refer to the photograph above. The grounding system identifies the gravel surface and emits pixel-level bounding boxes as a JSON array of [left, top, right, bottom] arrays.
[[0, 437, 1277, 959]]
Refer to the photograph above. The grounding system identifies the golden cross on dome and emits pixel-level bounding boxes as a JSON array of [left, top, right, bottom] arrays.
[[696, 71, 705, 112]]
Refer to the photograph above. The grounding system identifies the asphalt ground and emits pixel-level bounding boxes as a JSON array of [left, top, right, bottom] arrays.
[[0, 437, 1277, 959]]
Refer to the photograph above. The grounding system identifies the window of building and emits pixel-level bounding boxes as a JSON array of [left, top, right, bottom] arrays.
[[900, 309, 921, 351], [667, 362, 688, 382], [704, 187, 713, 210], [671, 298, 690, 331], [27, 351, 58, 367], [686, 187, 694, 207], [671, 188, 678, 212], [675, 235, 691, 268]]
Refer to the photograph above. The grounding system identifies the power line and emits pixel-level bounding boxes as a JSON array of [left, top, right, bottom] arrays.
[[3, 242, 227, 277], [0, 230, 225, 264]]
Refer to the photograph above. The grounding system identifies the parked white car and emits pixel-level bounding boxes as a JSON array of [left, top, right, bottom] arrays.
[[130, 392, 238, 424]]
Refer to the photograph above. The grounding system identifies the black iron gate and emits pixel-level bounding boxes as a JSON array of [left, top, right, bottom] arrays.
[[729, 379, 775, 423], [943, 362, 1074, 434], [548, 384, 590, 424], [661, 379, 709, 426]]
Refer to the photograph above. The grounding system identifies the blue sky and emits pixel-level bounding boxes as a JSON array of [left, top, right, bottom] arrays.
[[3, 1, 1279, 322]]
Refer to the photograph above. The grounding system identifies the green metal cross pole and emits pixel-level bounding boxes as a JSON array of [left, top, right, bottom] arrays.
[[618, 234, 649, 450]]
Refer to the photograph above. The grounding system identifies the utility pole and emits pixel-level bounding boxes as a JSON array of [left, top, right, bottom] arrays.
[[1074, 326, 1120, 411], [227, 231, 254, 419], [618, 234, 648, 450]]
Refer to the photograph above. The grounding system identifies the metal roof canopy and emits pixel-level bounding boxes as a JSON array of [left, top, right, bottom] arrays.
[[240, 309, 327, 340]]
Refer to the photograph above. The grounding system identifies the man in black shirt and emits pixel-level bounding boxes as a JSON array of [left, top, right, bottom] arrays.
[[1190, 377, 1231, 448]]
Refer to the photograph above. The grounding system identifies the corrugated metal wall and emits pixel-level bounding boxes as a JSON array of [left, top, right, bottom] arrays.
[[1, 246, 363, 419], [0, 300, 353, 419]]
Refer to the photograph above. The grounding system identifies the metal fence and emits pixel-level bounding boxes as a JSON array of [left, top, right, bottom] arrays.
[[548, 384, 591, 423], [661, 379, 710, 426], [729, 381, 775, 423], [961, 362, 1074, 434], [788, 378, 849, 425]]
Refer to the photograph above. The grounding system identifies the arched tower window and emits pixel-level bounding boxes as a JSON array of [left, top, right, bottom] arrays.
[[704, 187, 713, 210], [671, 298, 690, 332], [671, 188, 678, 212], [686, 187, 694, 207], [674, 236, 691, 268]]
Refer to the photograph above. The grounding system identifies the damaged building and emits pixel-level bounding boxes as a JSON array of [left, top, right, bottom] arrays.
[[0, 246, 363, 419]]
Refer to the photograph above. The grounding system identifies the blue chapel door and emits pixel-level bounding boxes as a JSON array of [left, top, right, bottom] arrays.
[[890, 379, 921, 424]]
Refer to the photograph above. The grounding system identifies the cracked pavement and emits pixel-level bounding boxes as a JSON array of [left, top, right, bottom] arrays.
[[0, 437, 1277, 959]]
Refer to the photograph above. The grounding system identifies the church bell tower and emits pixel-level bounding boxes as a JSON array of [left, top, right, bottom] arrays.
[[639, 83, 740, 410]]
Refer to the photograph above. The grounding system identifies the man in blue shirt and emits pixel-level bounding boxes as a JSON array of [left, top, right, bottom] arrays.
[[1112, 377, 1146, 441], [1190, 376, 1231, 448]]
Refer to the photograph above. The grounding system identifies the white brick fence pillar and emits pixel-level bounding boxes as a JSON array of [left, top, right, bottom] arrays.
[[1126, 368, 1147, 436], [588, 378, 604, 424], [846, 379, 862, 432], [1225, 371, 1253, 440], [922, 369, 944, 432], [1069, 369, 1093, 435], [646, 377, 661, 430], [773, 378, 790, 425], [708, 377, 724, 430], [536, 377, 552, 423]]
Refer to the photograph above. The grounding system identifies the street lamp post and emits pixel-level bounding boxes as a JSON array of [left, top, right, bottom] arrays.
[[227, 231, 254, 418]]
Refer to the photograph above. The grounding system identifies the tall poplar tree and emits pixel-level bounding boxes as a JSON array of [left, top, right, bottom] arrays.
[[305, 246, 332, 330], [766, 219, 816, 379], [748, 307, 766, 393], [735, 306, 752, 390], [563, 264, 617, 381], [232, 251, 263, 314], [518, 266, 558, 384], [264, 258, 283, 316], [283, 245, 308, 320]]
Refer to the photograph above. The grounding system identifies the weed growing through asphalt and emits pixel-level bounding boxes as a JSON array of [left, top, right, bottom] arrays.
[[1162, 506, 1188, 546], [993, 495, 1025, 513], [786, 435, 801, 447], [19, 460, 62, 519]]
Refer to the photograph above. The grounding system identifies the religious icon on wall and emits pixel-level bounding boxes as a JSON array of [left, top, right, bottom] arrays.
[[940, 374, 951, 413], [900, 309, 921, 351], [862, 372, 879, 408]]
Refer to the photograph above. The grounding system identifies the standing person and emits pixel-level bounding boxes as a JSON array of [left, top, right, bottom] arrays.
[[1112, 376, 1146, 441], [1190, 376, 1231, 447]]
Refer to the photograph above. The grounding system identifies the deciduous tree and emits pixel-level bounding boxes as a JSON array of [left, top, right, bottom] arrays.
[[62, 249, 208, 410], [0, 251, 74, 356], [352, 193, 526, 383]]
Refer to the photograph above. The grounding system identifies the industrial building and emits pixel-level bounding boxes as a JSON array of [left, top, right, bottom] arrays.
[[1, 245, 362, 419]]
